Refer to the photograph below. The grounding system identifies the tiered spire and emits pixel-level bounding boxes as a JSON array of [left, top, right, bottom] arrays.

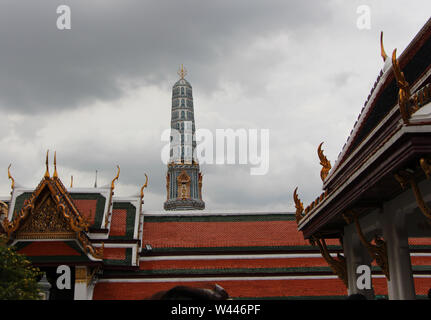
[[164, 66, 205, 211]]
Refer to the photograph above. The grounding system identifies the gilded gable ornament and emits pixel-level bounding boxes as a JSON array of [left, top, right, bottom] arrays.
[[2, 153, 104, 259], [17, 196, 73, 238]]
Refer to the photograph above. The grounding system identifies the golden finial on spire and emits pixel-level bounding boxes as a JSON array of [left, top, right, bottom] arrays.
[[44, 150, 50, 178], [177, 64, 187, 79], [53, 151, 58, 179], [7, 164, 15, 191], [70, 175, 73, 188], [380, 31, 388, 62]]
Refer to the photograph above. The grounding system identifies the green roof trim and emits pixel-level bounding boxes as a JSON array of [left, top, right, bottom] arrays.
[[103, 266, 334, 276], [144, 214, 295, 223]]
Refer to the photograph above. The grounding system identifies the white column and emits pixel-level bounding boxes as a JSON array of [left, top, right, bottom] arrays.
[[74, 266, 89, 300], [381, 207, 415, 300], [343, 224, 375, 299]]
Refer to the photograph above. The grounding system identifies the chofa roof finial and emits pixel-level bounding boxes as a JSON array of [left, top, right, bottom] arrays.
[[380, 31, 388, 62], [44, 150, 50, 178], [53, 151, 58, 179], [7, 164, 15, 191], [140, 173, 149, 200]]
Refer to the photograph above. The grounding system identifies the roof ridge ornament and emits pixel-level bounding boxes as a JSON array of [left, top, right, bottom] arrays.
[[392, 49, 414, 124], [111, 165, 120, 190], [293, 187, 304, 224], [44, 150, 50, 179], [318, 142, 332, 182], [177, 64, 187, 79], [380, 31, 388, 62], [8, 164, 15, 191], [53, 151, 58, 179], [104, 165, 120, 228], [140, 173, 149, 201]]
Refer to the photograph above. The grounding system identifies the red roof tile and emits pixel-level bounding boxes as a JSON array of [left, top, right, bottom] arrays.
[[110, 209, 127, 237], [408, 238, 431, 246], [91, 276, 431, 299], [139, 257, 329, 271], [17, 241, 81, 257], [103, 248, 126, 260], [93, 278, 348, 300], [142, 220, 338, 249], [73, 199, 98, 225]]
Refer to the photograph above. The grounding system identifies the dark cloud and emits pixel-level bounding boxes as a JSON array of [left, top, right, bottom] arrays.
[[0, 1, 430, 212], [0, 0, 332, 113]]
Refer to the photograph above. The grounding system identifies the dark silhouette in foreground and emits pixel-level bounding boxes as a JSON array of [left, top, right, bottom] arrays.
[[151, 284, 229, 300]]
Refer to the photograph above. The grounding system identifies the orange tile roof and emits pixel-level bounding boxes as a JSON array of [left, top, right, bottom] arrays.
[[17, 241, 82, 257], [91, 275, 431, 299], [93, 278, 348, 300], [110, 209, 127, 237], [142, 220, 339, 249], [73, 199, 98, 225], [103, 247, 126, 261], [139, 257, 329, 271], [408, 238, 431, 246]]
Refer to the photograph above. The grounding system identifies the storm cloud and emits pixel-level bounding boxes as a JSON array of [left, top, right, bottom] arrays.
[[0, 1, 430, 211]]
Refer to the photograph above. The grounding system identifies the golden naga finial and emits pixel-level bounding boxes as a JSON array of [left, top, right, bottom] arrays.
[[44, 150, 50, 178], [318, 142, 332, 182], [380, 31, 388, 62], [53, 151, 58, 179], [177, 64, 187, 79], [7, 164, 15, 191], [104, 165, 121, 228], [392, 49, 412, 124], [140, 174, 149, 200], [293, 187, 304, 224], [111, 165, 120, 190]]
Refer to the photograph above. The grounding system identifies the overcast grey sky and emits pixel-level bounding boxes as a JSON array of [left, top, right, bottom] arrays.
[[0, 1, 430, 211]]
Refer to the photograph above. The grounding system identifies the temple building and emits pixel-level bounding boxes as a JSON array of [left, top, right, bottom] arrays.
[[164, 65, 205, 211], [295, 18, 431, 299], [1, 18, 431, 300]]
